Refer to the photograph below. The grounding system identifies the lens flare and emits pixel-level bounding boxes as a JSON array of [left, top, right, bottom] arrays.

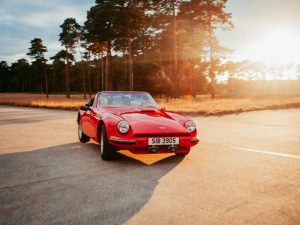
[[246, 30, 300, 65]]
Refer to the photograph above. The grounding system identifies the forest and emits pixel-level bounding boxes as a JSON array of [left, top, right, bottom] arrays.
[[0, 0, 299, 99]]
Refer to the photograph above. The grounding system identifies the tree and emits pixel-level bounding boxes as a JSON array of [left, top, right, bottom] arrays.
[[89, 42, 106, 92], [26, 38, 48, 97], [115, 0, 150, 91], [154, 0, 233, 97], [74, 22, 89, 99], [85, 1, 118, 91], [50, 50, 74, 98], [133, 62, 174, 95], [0, 61, 11, 92], [10, 59, 31, 92], [203, 0, 233, 98], [81, 40, 94, 98], [2, 0, 235, 97], [152, 0, 184, 89], [59, 18, 81, 98], [85, 0, 150, 91]]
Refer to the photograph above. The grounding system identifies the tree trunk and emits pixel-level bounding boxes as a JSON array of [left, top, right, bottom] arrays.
[[96, 53, 100, 91], [101, 53, 104, 91], [172, 0, 178, 87], [18, 69, 22, 92], [64, 62, 67, 97], [82, 62, 86, 99], [45, 66, 49, 98], [105, 40, 111, 91], [64, 61, 70, 99], [127, 33, 134, 91], [52, 68, 56, 93], [208, 12, 215, 99], [87, 61, 91, 98], [76, 41, 86, 98], [122, 49, 127, 82]]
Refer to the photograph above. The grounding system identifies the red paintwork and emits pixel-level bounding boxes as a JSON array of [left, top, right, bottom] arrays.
[[78, 91, 199, 154]]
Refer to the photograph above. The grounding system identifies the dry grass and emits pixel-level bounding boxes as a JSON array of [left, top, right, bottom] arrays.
[[1, 93, 300, 116], [158, 95, 300, 115], [0, 93, 87, 110]]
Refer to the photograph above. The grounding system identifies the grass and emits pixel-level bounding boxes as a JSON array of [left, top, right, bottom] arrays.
[[1, 93, 300, 116], [0, 93, 86, 110], [159, 95, 300, 115]]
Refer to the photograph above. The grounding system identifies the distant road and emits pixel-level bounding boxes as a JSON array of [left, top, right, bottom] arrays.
[[0, 106, 299, 225]]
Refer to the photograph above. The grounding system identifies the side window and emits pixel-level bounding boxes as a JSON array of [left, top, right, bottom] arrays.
[[97, 94, 108, 108]]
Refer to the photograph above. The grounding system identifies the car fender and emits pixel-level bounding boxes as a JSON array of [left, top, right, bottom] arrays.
[[165, 111, 198, 136], [164, 111, 189, 126], [95, 112, 123, 143]]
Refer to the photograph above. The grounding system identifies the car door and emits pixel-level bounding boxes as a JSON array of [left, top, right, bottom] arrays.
[[84, 94, 102, 139], [81, 98, 95, 137], [87, 107, 100, 139]]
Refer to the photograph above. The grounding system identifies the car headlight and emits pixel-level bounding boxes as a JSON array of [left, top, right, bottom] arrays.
[[185, 120, 196, 132], [117, 121, 130, 133]]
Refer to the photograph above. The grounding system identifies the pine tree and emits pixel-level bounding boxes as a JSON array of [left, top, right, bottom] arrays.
[[26, 38, 49, 97], [59, 18, 81, 98]]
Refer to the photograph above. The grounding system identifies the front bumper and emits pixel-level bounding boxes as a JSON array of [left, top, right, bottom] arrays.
[[108, 136, 199, 154]]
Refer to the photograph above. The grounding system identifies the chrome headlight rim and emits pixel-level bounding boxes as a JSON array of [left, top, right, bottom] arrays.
[[185, 120, 196, 132], [117, 120, 130, 134]]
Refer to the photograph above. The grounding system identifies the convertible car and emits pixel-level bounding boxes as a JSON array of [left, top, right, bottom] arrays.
[[77, 91, 199, 160]]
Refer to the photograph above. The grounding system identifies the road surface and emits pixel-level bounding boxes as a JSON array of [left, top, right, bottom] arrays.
[[0, 106, 299, 225]]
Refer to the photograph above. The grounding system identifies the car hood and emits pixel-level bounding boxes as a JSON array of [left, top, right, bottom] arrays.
[[105, 107, 190, 135]]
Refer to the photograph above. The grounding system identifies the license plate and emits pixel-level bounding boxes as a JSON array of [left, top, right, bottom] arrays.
[[148, 137, 179, 145]]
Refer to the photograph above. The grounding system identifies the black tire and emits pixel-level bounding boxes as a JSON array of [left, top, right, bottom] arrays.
[[175, 150, 190, 157], [78, 123, 90, 143], [100, 125, 115, 160]]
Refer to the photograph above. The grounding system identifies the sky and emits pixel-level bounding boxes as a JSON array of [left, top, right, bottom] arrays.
[[0, 0, 95, 64], [1, 0, 300, 65], [218, 0, 300, 64]]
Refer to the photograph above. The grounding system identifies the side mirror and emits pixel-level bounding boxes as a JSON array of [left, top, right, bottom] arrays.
[[80, 105, 90, 111], [88, 98, 94, 107]]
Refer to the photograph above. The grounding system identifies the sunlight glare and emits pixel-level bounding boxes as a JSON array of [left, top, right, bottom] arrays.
[[246, 30, 300, 65]]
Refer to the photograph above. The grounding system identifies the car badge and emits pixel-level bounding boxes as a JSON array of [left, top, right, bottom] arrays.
[[159, 126, 166, 129]]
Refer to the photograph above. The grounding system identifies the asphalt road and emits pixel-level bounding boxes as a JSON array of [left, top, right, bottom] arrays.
[[0, 106, 299, 225]]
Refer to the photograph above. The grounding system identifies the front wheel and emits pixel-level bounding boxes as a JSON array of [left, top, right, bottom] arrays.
[[100, 125, 115, 160], [175, 150, 190, 157], [78, 123, 90, 143]]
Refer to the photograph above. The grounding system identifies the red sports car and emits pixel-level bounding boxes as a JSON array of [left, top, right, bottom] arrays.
[[77, 91, 199, 160]]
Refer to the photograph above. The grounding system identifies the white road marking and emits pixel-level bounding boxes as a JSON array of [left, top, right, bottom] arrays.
[[233, 147, 300, 160], [71, 145, 81, 149]]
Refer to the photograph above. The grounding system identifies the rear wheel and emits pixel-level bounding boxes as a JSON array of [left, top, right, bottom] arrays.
[[100, 125, 115, 160], [78, 123, 90, 143]]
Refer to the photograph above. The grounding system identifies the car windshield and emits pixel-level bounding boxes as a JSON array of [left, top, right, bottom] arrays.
[[97, 92, 158, 108]]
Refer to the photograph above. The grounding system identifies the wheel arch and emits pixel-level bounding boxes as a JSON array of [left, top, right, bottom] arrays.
[[96, 120, 105, 141], [77, 112, 80, 124]]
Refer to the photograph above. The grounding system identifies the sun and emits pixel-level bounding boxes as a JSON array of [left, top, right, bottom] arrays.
[[246, 30, 300, 65]]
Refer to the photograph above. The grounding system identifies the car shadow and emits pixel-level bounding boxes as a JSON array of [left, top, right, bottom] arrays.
[[0, 142, 184, 225]]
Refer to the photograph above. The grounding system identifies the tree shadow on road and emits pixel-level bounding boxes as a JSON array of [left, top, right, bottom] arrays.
[[0, 142, 184, 225]]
